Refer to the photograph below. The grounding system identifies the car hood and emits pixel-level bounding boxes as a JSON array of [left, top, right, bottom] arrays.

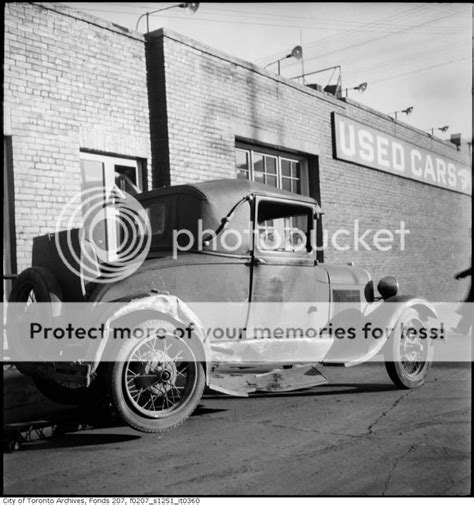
[[320, 264, 371, 286]]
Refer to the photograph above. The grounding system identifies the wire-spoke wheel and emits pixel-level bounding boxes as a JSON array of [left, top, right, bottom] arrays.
[[385, 308, 433, 389], [109, 319, 205, 433]]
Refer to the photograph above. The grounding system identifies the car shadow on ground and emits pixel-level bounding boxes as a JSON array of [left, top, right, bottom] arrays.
[[192, 405, 228, 417], [3, 403, 229, 453], [4, 432, 142, 452], [3, 382, 401, 453]]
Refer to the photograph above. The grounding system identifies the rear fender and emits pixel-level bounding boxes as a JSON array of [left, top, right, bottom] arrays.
[[90, 294, 212, 381]]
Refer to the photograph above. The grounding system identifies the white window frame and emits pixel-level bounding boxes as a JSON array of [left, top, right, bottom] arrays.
[[235, 143, 309, 196], [80, 152, 142, 192], [79, 152, 142, 262]]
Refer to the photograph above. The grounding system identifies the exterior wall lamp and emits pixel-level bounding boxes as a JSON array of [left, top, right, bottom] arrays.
[[426, 125, 449, 135], [265, 45, 303, 76], [343, 82, 368, 98], [136, 3, 200, 33], [391, 106, 414, 120]]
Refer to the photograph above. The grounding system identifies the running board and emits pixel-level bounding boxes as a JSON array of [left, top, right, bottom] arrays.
[[208, 364, 327, 397]]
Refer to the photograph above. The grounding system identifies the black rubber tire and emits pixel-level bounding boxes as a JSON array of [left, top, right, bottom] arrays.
[[108, 319, 205, 433], [8, 267, 62, 377], [385, 308, 433, 389], [8, 267, 90, 405], [9, 266, 62, 305]]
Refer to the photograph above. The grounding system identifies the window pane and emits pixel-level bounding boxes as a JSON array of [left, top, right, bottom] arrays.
[[236, 150, 249, 180], [115, 165, 139, 195], [146, 202, 166, 235], [80, 159, 107, 255], [257, 201, 311, 253], [266, 156, 277, 174], [281, 159, 291, 177], [237, 169, 249, 180], [266, 174, 277, 187], [292, 178, 301, 194], [253, 153, 264, 173], [254, 171, 265, 183], [291, 161, 300, 178], [282, 178, 291, 192], [81, 159, 104, 189]]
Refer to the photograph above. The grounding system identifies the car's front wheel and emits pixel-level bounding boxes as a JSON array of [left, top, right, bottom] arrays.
[[108, 319, 205, 433], [385, 308, 433, 389]]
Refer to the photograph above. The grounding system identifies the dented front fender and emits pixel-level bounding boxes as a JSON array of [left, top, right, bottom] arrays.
[[323, 295, 438, 367], [349, 295, 437, 366]]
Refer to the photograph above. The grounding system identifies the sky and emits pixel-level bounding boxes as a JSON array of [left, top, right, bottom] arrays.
[[60, 2, 472, 141]]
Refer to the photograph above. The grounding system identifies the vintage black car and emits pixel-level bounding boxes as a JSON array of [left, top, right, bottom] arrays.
[[8, 179, 436, 432]]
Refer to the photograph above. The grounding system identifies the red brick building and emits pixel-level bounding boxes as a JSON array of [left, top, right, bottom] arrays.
[[4, 2, 472, 301]]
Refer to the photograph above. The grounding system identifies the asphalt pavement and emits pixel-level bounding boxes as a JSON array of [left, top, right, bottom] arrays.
[[2, 362, 471, 496]]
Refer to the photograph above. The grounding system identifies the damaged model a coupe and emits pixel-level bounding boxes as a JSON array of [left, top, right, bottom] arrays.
[[8, 180, 436, 432]]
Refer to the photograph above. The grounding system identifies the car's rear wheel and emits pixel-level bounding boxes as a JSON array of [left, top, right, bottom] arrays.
[[385, 308, 433, 389], [108, 319, 205, 433], [8, 267, 90, 405]]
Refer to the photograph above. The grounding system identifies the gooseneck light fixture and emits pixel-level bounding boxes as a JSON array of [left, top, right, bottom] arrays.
[[427, 125, 449, 135], [136, 3, 200, 33], [265, 45, 303, 76], [391, 106, 414, 120], [343, 81, 368, 98]]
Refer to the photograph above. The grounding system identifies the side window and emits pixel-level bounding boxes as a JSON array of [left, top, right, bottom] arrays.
[[146, 202, 166, 235], [256, 200, 313, 254], [141, 196, 177, 250]]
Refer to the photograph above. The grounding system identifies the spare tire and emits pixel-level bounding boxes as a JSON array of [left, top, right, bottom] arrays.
[[8, 267, 89, 404], [8, 267, 62, 375], [9, 266, 62, 306]]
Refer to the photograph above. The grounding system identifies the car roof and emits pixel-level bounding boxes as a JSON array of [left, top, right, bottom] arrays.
[[138, 178, 321, 208]]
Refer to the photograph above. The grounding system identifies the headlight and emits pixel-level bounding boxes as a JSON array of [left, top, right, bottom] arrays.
[[377, 276, 399, 299]]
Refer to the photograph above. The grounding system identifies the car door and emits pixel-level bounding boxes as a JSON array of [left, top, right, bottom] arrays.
[[244, 196, 331, 363]]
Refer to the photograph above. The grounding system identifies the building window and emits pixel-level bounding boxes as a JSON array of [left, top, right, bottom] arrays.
[[80, 152, 144, 195], [235, 143, 309, 195], [79, 152, 145, 262]]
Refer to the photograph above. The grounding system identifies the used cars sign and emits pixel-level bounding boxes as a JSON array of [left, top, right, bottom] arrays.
[[332, 113, 471, 196]]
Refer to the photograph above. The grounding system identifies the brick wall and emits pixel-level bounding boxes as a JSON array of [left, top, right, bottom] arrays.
[[148, 29, 471, 302], [4, 2, 151, 272]]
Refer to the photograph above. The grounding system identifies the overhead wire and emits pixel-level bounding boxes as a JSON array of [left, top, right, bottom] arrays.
[[59, 2, 469, 92], [281, 8, 466, 72], [368, 57, 469, 86], [343, 42, 469, 86], [253, 4, 434, 64]]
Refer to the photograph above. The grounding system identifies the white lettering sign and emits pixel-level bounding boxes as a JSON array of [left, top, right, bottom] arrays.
[[333, 113, 471, 195]]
